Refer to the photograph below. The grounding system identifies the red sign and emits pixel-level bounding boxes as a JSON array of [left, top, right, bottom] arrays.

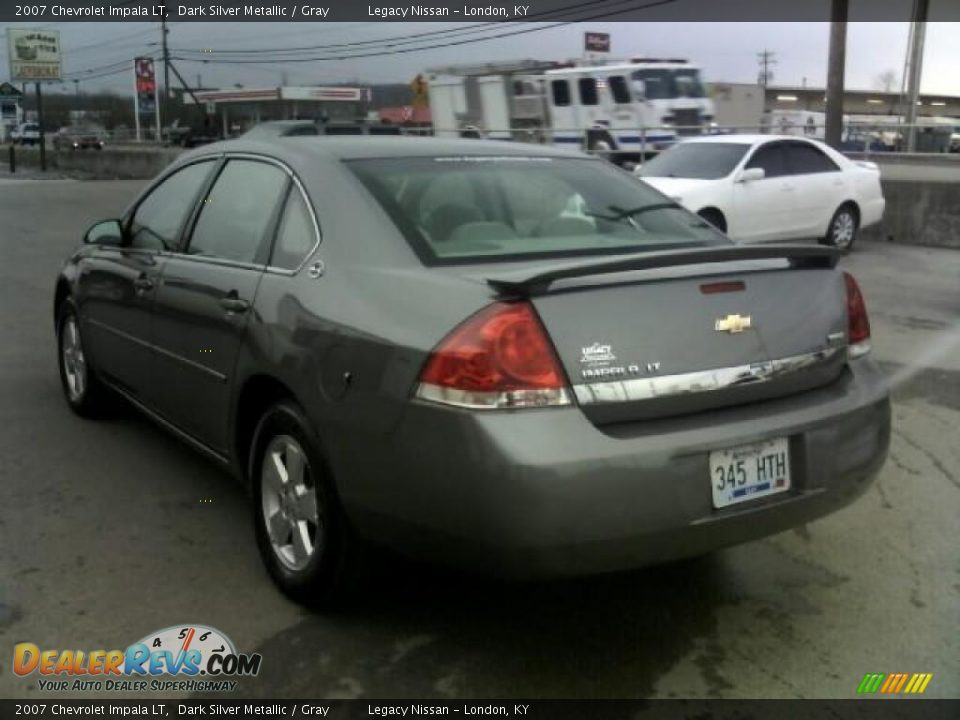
[[584, 32, 611, 53], [135, 57, 156, 94]]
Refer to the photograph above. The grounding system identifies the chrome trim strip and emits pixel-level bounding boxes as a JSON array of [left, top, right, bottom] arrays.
[[84, 317, 227, 383], [572, 346, 843, 406]]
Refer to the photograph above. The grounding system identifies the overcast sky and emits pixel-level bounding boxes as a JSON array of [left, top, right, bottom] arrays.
[[2, 22, 959, 99]]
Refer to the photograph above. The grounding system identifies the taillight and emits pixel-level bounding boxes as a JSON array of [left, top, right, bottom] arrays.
[[844, 272, 871, 358], [415, 302, 572, 409]]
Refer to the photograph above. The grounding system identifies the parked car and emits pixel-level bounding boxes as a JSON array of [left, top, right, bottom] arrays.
[[11, 122, 41, 146], [54, 137, 890, 606], [636, 135, 885, 252], [52, 126, 105, 151]]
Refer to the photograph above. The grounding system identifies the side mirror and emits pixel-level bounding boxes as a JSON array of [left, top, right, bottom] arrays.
[[631, 79, 646, 100], [736, 167, 765, 183], [83, 219, 124, 246]]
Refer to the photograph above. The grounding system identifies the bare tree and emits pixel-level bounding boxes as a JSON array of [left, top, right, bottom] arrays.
[[875, 69, 900, 93]]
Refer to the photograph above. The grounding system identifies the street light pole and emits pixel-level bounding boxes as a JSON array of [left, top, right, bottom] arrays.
[[903, 0, 929, 153], [825, 0, 848, 149]]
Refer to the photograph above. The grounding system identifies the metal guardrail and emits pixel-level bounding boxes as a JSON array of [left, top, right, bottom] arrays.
[[403, 122, 960, 159]]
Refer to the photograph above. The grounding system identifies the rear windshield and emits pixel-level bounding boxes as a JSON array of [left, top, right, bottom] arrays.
[[346, 156, 728, 264], [639, 142, 750, 180]]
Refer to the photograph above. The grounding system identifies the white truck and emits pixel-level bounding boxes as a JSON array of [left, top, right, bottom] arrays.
[[426, 57, 716, 160]]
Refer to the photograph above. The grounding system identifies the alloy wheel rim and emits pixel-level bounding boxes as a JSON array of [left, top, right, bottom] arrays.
[[833, 212, 855, 248], [61, 316, 87, 402], [260, 434, 321, 571]]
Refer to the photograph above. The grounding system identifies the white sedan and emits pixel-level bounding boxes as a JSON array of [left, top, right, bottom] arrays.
[[636, 135, 885, 251]]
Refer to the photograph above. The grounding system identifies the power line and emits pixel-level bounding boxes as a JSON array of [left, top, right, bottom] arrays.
[[172, 0, 679, 65]]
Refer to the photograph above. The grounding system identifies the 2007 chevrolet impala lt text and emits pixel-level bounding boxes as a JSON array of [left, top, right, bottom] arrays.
[[53, 137, 890, 606]]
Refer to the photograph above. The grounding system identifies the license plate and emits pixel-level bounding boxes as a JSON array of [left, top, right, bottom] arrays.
[[709, 437, 791, 509]]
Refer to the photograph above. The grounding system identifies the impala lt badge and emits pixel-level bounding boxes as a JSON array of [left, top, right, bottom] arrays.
[[715, 314, 753, 334]]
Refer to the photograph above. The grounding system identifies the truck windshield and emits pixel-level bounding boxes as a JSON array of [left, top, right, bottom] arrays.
[[638, 142, 750, 180], [346, 156, 727, 265], [632, 68, 706, 99]]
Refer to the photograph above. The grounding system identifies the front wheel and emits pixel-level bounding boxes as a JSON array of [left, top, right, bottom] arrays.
[[250, 401, 365, 608], [822, 205, 858, 253]]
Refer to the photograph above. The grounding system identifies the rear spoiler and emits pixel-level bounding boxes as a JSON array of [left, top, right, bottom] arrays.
[[487, 244, 839, 297]]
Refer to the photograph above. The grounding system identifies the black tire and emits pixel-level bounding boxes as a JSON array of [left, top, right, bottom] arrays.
[[250, 400, 365, 608], [587, 130, 615, 161], [822, 204, 859, 253], [697, 208, 727, 233], [56, 297, 113, 418]]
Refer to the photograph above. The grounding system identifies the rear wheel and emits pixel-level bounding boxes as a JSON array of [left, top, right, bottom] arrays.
[[588, 131, 615, 161], [56, 298, 113, 417], [822, 204, 858, 253], [250, 400, 364, 608]]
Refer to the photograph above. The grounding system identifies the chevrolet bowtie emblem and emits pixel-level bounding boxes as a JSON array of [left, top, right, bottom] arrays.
[[715, 314, 752, 333]]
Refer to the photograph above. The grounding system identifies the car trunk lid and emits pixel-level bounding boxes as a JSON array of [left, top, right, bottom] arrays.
[[485, 245, 848, 425]]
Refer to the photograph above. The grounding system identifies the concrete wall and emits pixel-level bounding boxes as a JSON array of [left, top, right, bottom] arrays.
[[855, 154, 960, 250], [4, 144, 182, 180]]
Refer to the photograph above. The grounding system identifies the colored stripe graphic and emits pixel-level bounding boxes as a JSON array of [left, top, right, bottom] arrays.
[[857, 673, 885, 694], [858, 672, 932, 694]]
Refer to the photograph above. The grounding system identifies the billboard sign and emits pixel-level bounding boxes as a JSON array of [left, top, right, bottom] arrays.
[[134, 56, 157, 114], [6, 28, 62, 81], [584, 32, 611, 53], [133, 56, 160, 141]]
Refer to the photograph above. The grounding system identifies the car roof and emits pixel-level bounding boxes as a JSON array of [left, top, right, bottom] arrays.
[[676, 134, 823, 145], [184, 135, 587, 162]]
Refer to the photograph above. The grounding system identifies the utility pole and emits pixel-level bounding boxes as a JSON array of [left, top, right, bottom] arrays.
[[903, 0, 929, 152], [825, 0, 848, 149], [161, 20, 171, 100], [757, 49, 776, 87]]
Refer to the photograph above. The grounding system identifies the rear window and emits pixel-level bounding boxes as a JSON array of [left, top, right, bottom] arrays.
[[346, 156, 728, 265]]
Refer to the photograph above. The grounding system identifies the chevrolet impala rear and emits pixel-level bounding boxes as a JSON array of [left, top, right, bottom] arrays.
[[338, 150, 891, 577]]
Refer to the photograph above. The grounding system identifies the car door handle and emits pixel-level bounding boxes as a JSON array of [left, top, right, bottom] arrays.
[[133, 276, 154, 292], [220, 296, 250, 313]]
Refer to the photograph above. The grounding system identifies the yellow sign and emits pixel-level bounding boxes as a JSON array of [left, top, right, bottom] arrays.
[[410, 74, 428, 107]]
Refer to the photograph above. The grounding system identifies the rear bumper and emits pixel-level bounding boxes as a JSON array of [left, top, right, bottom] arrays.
[[338, 359, 890, 578]]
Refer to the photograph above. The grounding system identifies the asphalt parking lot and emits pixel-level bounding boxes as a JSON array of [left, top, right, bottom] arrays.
[[0, 176, 957, 700]]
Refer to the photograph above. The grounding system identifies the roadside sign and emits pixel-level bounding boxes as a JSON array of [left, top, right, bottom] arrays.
[[6, 28, 62, 82], [410, 74, 428, 107], [133, 56, 160, 141], [584, 32, 611, 53]]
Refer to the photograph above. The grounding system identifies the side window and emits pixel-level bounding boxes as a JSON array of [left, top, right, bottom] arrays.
[[551, 80, 570, 107], [745, 143, 787, 178], [578, 78, 598, 106], [271, 187, 317, 271], [785, 142, 840, 174], [608, 75, 631, 104], [187, 160, 289, 264], [128, 161, 214, 251]]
